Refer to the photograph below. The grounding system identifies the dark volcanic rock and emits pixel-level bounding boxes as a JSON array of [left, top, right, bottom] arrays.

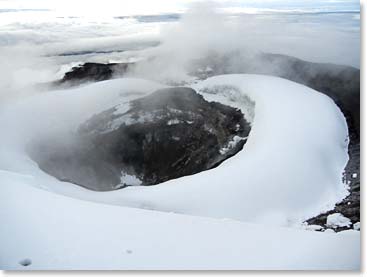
[[29, 87, 251, 191], [54, 62, 133, 87]]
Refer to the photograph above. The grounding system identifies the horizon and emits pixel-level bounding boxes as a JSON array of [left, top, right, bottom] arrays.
[[0, 0, 360, 16]]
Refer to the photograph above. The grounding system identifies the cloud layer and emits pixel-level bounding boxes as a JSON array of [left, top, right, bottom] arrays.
[[0, 1, 360, 101]]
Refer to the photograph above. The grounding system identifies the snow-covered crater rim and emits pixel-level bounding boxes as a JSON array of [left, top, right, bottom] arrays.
[[26, 85, 253, 191], [0, 74, 349, 228]]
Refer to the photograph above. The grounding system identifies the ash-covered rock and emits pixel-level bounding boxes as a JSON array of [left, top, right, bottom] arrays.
[[29, 87, 251, 191], [53, 62, 133, 87]]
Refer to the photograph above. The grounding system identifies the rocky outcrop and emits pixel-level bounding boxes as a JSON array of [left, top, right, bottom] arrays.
[[29, 87, 251, 191], [54, 62, 133, 87]]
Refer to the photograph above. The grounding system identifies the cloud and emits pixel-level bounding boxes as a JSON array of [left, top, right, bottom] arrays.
[[0, 0, 360, 98], [127, 1, 359, 83], [0, 0, 360, 15], [0, 45, 58, 104]]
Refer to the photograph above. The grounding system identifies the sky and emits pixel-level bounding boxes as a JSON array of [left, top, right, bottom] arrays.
[[0, 0, 360, 16]]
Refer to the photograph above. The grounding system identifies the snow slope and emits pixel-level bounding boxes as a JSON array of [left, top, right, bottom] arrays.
[[0, 74, 357, 269], [0, 170, 360, 270]]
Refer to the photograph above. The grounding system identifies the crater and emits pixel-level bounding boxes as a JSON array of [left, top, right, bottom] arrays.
[[28, 87, 251, 191]]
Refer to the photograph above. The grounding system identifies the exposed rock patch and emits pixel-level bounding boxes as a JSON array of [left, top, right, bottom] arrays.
[[28, 87, 251, 191], [53, 62, 133, 87]]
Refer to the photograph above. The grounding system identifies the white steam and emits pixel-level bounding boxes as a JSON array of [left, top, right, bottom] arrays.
[[129, 2, 253, 82], [0, 46, 57, 104], [127, 1, 359, 83]]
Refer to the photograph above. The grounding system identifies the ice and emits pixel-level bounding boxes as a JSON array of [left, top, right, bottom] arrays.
[[326, 213, 352, 228], [113, 102, 131, 115], [167, 119, 181, 125], [301, 224, 324, 231], [219, 135, 247, 155], [353, 222, 360, 231], [120, 172, 142, 187]]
